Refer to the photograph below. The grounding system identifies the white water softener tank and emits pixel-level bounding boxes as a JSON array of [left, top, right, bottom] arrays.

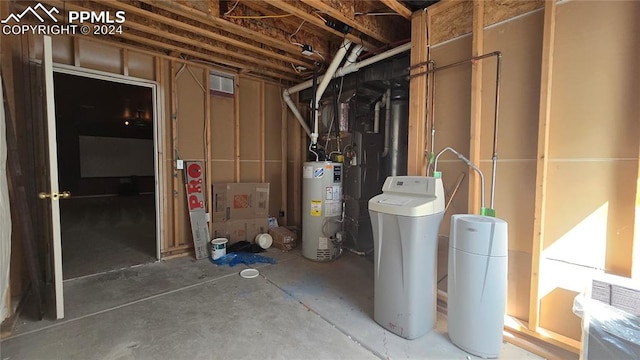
[[448, 215, 508, 358], [369, 176, 445, 339], [302, 161, 343, 261]]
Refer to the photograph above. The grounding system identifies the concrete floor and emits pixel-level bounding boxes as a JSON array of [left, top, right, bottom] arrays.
[[1, 248, 543, 360], [60, 195, 156, 279]]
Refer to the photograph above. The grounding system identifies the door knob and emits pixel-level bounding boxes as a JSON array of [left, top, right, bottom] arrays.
[[38, 191, 71, 200]]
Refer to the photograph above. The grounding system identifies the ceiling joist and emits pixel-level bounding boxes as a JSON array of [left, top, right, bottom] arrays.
[[380, 0, 413, 19], [265, 0, 380, 50], [300, 0, 398, 45]]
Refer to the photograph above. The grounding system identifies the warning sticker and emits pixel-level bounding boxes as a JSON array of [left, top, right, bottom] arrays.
[[303, 166, 313, 179], [318, 237, 329, 250], [310, 200, 322, 216], [314, 168, 324, 178]]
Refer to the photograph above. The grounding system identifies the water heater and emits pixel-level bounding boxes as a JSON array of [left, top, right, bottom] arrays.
[[302, 161, 343, 261]]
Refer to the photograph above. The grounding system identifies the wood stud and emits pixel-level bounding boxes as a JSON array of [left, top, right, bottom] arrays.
[[530, 0, 558, 333]]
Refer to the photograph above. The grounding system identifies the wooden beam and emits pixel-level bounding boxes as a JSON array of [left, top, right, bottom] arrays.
[[300, 0, 394, 44], [116, 31, 299, 82], [260, 81, 266, 183], [281, 91, 288, 226], [121, 20, 298, 75], [380, 0, 412, 20], [407, 10, 428, 176], [267, 0, 378, 50], [135, 0, 314, 68], [425, 0, 459, 16], [468, 0, 484, 214], [34, 0, 295, 81], [634, 148, 640, 280], [241, 1, 329, 40], [234, 75, 241, 182], [170, 60, 180, 249], [530, 0, 557, 332], [205, 70, 213, 237]]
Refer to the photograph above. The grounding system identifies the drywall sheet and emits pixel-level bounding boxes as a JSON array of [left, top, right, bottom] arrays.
[[210, 94, 235, 160], [238, 77, 260, 160], [264, 83, 283, 161], [176, 65, 206, 160], [209, 161, 235, 183], [266, 162, 282, 218], [481, 10, 542, 160], [78, 136, 154, 178], [78, 37, 121, 74], [539, 0, 640, 341], [549, 1, 640, 160], [430, 35, 472, 156], [51, 36, 73, 65], [430, 34, 473, 230], [128, 51, 155, 80], [240, 162, 260, 183]]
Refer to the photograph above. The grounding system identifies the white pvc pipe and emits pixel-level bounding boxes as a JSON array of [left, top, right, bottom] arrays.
[[283, 42, 411, 141], [312, 39, 352, 144]]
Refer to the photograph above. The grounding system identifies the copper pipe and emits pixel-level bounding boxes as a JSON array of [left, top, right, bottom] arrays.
[[411, 51, 503, 209]]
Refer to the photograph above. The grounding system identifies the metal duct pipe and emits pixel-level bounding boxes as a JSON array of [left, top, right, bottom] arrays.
[[381, 88, 391, 157], [386, 87, 409, 176]]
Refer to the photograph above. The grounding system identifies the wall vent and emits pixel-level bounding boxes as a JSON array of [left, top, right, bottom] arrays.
[[209, 73, 234, 94]]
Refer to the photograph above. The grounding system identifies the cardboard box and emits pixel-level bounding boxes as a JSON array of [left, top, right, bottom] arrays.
[[210, 217, 270, 245], [269, 226, 297, 251], [211, 183, 270, 222]]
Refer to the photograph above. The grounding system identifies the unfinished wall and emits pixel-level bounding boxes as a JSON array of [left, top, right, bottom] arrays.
[[416, 0, 640, 351], [480, 10, 543, 323], [429, 8, 543, 323], [537, 0, 640, 342], [4, 32, 291, 313]]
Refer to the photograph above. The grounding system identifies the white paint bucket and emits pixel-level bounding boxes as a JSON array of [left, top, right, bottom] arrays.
[[255, 233, 273, 249], [211, 238, 228, 260]]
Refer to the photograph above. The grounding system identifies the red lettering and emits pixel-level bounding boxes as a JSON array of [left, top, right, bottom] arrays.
[[186, 179, 202, 194], [188, 195, 204, 210], [187, 163, 201, 179]]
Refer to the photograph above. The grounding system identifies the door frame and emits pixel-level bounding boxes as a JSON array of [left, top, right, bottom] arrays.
[[51, 63, 165, 261]]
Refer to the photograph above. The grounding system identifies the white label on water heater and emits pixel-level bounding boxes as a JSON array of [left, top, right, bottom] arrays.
[[318, 237, 329, 250], [325, 202, 341, 216], [303, 166, 313, 179]]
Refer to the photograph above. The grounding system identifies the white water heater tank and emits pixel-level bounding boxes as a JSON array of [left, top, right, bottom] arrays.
[[302, 161, 343, 261]]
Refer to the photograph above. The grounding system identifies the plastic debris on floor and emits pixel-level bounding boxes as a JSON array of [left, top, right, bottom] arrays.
[[210, 252, 277, 267]]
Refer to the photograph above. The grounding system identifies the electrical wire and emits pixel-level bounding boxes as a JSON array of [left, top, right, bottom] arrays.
[[223, 0, 240, 16], [354, 12, 402, 16], [313, 11, 327, 23], [289, 19, 307, 42], [225, 14, 294, 19]]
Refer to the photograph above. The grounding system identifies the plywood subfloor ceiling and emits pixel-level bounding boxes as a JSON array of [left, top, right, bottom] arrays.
[[8, 0, 413, 82]]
